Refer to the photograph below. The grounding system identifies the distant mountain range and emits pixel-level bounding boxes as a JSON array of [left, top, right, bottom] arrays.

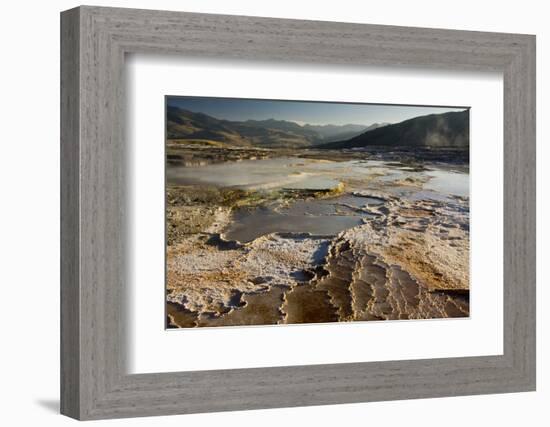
[[167, 106, 468, 150], [303, 123, 384, 141], [318, 110, 469, 150], [166, 106, 383, 148]]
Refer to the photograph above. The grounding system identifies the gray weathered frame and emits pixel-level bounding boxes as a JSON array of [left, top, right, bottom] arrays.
[[60, 5, 536, 420]]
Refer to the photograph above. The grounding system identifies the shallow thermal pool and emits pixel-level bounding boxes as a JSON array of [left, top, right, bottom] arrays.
[[222, 194, 381, 243], [169, 155, 469, 242], [167, 156, 389, 191]]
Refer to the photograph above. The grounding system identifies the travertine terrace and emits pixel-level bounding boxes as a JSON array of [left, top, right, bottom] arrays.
[[166, 146, 469, 327]]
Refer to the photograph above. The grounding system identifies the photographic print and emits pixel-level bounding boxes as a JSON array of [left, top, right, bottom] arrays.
[[165, 97, 470, 328]]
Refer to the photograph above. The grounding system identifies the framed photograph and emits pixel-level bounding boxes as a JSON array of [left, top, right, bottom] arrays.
[[61, 6, 536, 420], [164, 96, 471, 328]]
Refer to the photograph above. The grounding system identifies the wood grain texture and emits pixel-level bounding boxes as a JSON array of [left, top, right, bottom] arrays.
[[60, 7, 80, 419], [60, 5, 536, 420]]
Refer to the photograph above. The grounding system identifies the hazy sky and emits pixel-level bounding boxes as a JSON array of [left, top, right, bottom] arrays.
[[167, 96, 467, 126]]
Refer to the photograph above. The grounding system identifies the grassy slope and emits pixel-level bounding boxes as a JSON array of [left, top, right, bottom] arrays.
[[319, 110, 469, 149]]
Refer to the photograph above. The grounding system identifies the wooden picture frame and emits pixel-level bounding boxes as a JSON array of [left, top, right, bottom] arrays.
[[60, 5, 536, 420]]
